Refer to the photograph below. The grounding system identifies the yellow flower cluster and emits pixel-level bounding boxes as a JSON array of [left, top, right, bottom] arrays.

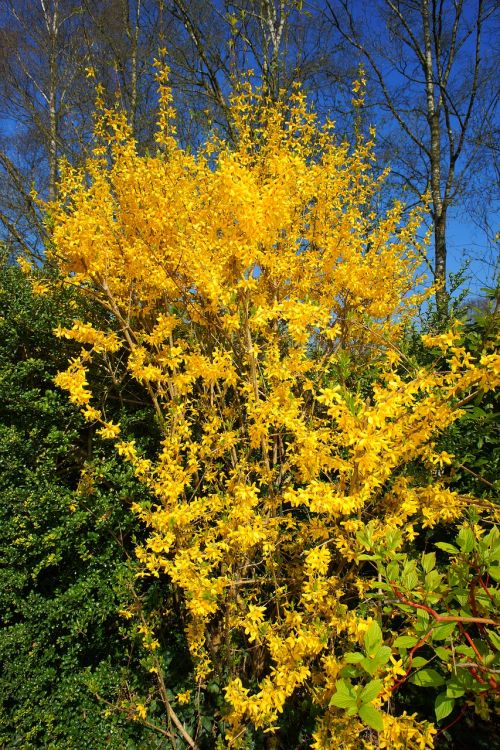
[[46, 68, 499, 748], [373, 712, 437, 750]]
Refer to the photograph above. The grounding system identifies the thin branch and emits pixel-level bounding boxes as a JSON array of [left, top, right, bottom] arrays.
[[324, 0, 429, 156]]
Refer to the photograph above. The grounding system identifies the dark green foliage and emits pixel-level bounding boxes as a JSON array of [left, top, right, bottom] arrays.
[[0, 259, 160, 748], [445, 289, 499, 499]]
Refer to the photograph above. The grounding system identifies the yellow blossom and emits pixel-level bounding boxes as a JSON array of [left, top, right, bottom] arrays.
[[134, 703, 147, 720], [44, 70, 499, 748]]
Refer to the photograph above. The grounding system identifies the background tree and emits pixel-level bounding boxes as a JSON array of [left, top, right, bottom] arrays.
[[0, 0, 346, 260], [163, 0, 344, 141], [324, 0, 499, 314], [0, 0, 81, 257], [0, 0, 165, 259]]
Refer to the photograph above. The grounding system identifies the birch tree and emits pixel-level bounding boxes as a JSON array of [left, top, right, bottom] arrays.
[[0, 0, 163, 259], [0, 0, 83, 256]]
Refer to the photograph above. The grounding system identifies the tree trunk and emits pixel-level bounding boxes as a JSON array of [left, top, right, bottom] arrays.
[[434, 209, 448, 316], [422, 0, 447, 317], [42, 0, 59, 202]]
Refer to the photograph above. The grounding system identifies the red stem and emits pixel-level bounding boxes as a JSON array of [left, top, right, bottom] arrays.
[[458, 623, 484, 663], [391, 585, 499, 689], [478, 575, 495, 604], [391, 585, 499, 626], [436, 702, 468, 737], [390, 629, 434, 693]]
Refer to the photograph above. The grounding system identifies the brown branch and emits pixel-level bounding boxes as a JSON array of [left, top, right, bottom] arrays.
[[94, 692, 177, 744], [390, 627, 434, 693], [459, 463, 496, 490], [391, 586, 499, 626], [153, 660, 200, 750]]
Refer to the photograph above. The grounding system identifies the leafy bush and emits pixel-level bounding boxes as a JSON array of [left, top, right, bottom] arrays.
[[0, 260, 166, 748], [42, 72, 499, 750]]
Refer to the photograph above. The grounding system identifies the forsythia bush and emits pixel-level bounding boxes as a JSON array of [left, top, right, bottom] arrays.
[[44, 69, 499, 748]]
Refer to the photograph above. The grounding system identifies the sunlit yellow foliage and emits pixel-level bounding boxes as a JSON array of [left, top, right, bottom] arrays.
[[45, 67, 499, 748]]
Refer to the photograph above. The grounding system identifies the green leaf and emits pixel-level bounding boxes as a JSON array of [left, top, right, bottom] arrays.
[[411, 656, 429, 668], [373, 646, 392, 667], [360, 645, 392, 675], [486, 628, 500, 651], [358, 704, 384, 732], [344, 652, 365, 664], [457, 527, 475, 553], [409, 668, 445, 687], [402, 569, 419, 590], [364, 621, 383, 656], [330, 692, 357, 709], [330, 679, 356, 708], [201, 715, 213, 731], [394, 635, 418, 649], [432, 622, 457, 641], [424, 570, 443, 591], [359, 679, 383, 705], [434, 646, 451, 661], [422, 552, 436, 573], [339, 664, 359, 679], [455, 591, 469, 607], [446, 679, 464, 698], [489, 540, 500, 563], [435, 542, 459, 555], [446, 671, 474, 697], [386, 530, 403, 552], [488, 565, 500, 582], [386, 561, 399, 580], [415, 609, 430, 634], [360, 657, 378, 676], [435, 693, 455, 722]]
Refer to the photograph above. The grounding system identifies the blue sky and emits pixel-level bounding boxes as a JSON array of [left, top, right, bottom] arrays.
[[1, 0, 497, 299]]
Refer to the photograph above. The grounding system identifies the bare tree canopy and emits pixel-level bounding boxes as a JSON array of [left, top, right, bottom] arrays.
[[0, 0, 498, 311], [323, 0, 499, 311]]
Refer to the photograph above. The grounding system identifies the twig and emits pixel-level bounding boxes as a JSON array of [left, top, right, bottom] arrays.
[[459, 463, 496, 490], [436, 702, 468, 737], [391, 586, 499, 626], [94, 692, 177, 743], [153, 653, 201, 750]]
